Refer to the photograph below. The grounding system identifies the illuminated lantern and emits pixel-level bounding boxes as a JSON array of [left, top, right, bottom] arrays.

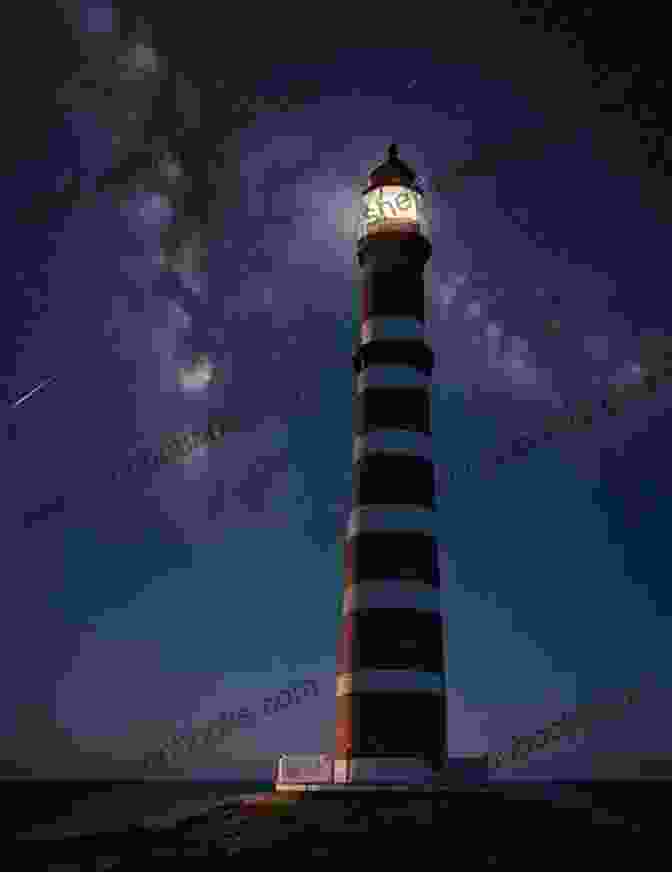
[[357, 144, 431, 245]]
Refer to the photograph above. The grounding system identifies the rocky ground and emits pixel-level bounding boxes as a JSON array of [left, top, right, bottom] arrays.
[[12, 784, 668, 870]]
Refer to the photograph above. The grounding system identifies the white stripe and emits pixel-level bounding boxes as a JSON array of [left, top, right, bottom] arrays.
[[336, 670, 445, 696], [361, 317, 425, 344], [334, 757, 436, 784], [353, 429, 433, 462], [357, 365, 430, 392], [343, 581, 440, 615], [347, 505, 435, 538]]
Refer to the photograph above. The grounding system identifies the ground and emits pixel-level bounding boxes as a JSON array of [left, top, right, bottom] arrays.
[[12, 783, 667, 870]]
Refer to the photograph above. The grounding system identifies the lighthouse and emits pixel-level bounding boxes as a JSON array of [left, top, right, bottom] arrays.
[[274, 146, 486, 793], [332, 144, 445, 786]]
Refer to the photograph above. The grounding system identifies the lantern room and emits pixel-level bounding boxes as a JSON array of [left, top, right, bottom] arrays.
[[357, 144, 431, 247]]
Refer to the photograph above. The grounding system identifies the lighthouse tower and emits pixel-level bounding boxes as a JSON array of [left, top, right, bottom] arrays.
[[333, 144, 445, 786], [274, 147, 487, 793]]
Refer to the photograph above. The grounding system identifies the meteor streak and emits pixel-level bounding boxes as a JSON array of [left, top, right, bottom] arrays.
[[11, 376, 55, 408]]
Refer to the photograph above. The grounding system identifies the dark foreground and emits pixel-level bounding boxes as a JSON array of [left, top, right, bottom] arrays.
[[10, 780, 670, 870]]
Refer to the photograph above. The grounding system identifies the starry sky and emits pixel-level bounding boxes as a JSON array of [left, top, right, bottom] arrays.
[[1, 1, 671, 783]]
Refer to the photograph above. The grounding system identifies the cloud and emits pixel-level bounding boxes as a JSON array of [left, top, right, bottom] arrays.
[[500, 352, 542, 387], [437, 282, 459, 308], [163, 231, 210, 299], [465, 300, 482, 320], [445, 346, 672, 482], [239, 133, 318, 219], [117, 43, 159, 81], [136, 192, 174, 227], [276, 173, 361, 290], [177, 353, 215, 392], [482, 323, 549, 392], [157, 152, 183, 182], [584, 334, 610, 361], [430, 265, 558, 404]]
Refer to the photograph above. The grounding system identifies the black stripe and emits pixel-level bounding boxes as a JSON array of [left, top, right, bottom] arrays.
[[337, 610, 444, 672], [347, 532, 440, 587], [336, 692, 445, 758], [361, 272, 427, 321], [354, 387, 431, 435], [353, 453, 435, 508]]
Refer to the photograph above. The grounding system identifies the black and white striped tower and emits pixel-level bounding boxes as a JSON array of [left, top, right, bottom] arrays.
[[334, 144, 446, 786]]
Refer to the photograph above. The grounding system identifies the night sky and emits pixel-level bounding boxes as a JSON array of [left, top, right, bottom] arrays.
[[2, 1, 671, 783]]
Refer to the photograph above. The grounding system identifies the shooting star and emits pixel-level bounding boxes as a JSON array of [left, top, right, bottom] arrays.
[[11, 376, 55, 409]]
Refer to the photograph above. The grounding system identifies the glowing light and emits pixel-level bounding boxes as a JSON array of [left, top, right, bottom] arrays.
[[358, 186, 426, 241]]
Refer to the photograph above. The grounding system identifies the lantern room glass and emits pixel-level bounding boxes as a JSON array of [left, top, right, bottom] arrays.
[[357, 184, 430, 243]]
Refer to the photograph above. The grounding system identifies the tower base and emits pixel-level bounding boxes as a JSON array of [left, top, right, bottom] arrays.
[[275, 754, 488, 793]]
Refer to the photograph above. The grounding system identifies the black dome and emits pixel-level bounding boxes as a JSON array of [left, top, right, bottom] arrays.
[[368, 143, 417, 188]]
